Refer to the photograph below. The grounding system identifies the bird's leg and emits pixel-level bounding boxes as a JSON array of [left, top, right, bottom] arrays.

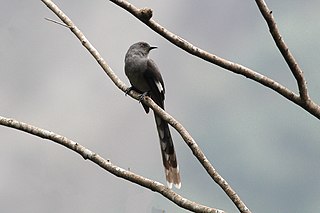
[[138, 91, 149, 103], [125, 86, 135, 96], [125, 87, 149, 103]]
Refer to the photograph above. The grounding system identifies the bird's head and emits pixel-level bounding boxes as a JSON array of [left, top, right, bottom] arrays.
[[128, 42, 157, 57]]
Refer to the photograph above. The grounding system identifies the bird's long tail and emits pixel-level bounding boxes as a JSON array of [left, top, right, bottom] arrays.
[[154, 112, 181, 189]]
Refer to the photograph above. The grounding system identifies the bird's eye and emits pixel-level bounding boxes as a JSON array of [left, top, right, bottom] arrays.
[[140, 43, 147, 48]]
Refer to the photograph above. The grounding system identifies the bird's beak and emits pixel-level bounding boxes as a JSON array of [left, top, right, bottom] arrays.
[[149, 46, 158, 51]]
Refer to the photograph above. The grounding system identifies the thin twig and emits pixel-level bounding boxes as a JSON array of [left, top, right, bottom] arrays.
[[0, 115, 220, 213], [255, 0, 309, 103], [44, 17, 70, 28]]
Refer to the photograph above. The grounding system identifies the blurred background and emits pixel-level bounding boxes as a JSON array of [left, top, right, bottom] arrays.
[[1, 0, 320, 212]]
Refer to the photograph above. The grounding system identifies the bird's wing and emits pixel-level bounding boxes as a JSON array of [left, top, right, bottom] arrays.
[[144, 59, 165, 108]]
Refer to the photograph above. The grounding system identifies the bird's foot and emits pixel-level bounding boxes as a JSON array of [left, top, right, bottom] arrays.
[[125, 87, 134, 96], [138, 91, 149, 103]]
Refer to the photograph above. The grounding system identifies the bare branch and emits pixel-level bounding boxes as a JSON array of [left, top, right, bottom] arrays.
[[0, 115, 222, 213], [41, 0, 251, 212], [255, 0, 309, 102], [107, 0, 320, 119]]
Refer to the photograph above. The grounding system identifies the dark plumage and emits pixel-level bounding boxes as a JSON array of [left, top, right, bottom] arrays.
[[124, 42, 181, 189]]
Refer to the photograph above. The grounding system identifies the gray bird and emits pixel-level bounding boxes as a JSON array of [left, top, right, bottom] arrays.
[[124, 42, 181, 189]]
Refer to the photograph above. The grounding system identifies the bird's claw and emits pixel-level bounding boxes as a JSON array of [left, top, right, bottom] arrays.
[[125, 87, 133, 96], [138, 91, 149, 103], [125, 87, 149, 103]]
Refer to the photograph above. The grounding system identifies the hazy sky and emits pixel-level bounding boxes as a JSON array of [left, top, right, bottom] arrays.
[[1, 0, 320, 212]]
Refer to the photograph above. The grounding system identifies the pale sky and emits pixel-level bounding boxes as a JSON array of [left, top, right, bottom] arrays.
[[1, 0, 320, 212]]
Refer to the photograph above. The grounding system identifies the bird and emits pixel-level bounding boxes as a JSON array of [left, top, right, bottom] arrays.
[[124, 41, 181, 189]]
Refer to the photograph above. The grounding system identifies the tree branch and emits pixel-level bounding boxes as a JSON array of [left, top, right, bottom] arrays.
[[255, 0, 309, 103], [40, 0, 251, 212], [107, 0, 320, 119], [0, 115, 222, 213], [254, 0, 320, 118]]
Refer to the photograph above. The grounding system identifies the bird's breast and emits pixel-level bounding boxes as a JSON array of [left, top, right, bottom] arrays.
[[125, 59, 150, 92]]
